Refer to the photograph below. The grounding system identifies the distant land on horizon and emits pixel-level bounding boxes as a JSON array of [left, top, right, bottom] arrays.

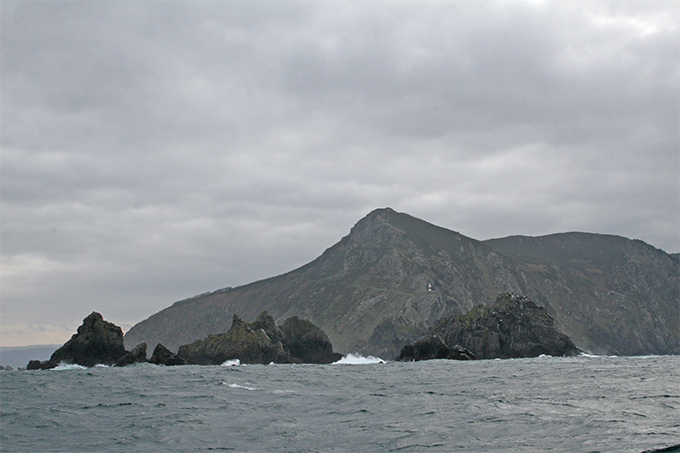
[[123, 208, 679, 359], [0, 345, 61, 370]]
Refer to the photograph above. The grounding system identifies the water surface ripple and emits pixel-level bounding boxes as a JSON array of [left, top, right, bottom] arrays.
[[1, 355, 678, 452]]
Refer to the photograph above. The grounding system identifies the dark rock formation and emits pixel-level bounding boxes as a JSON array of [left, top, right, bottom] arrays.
[[149, 343, 186, 366], [280, 316, 343, 364], [177, 312, 340, 365], [433, 293, 580, 359], [27, 360, 53, 370], [178, 313, 288, 365], [250, 310, 284, 344], [116, 342, 148, 366], [395, 334, 476, 361], [28, 312, 126, 369]]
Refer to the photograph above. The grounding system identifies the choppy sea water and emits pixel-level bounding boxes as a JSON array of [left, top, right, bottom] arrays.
[[1, 354, 678, 452]]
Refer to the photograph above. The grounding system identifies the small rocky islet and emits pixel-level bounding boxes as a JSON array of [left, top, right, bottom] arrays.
[[396, 293, 581, 361], [27, 310, 341, 369], [27, 292, 579, 369]]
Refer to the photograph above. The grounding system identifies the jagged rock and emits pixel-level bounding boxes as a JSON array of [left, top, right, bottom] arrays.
[[280, 316, 343, 364], [178, 314, 291, 365], [27, 312, 126, 369], [395, 334, 476, 361], [0, 365, 15, 371], [176, 312, 340, 365], [149, 343, 186, 366], [433, 293, 581, 359], [27, 360, 53, 370], [116, 342, 148, 366], [250, 311, 283, 344]]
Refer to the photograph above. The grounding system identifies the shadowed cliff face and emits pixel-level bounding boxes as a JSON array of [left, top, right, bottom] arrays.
[[484, 234, 680, 355], [432, 293, 580, 359], [124, 208, 680, 358]]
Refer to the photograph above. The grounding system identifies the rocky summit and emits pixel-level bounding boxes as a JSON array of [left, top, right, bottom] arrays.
[[125, 208, 680, 358]]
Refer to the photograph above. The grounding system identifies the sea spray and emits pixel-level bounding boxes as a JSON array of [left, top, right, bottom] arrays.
[[49, 363, 87, 371], [221, 359, 241, 367], [333, 353, 385, 365]]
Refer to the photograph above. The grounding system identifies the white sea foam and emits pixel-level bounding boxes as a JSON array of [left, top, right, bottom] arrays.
[[272, 389, 294, 394], [221, 359, 241, 367], [50, 363, 87, 371], [226, 382, 257, 391], [580, 352, 621, 359], [333, 353, 386, 365]]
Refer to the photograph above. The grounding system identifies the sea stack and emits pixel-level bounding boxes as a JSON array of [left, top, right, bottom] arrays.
[[177, 311, 342, 365], [27, 312, 127, 369], [431, 293, 581, 359]]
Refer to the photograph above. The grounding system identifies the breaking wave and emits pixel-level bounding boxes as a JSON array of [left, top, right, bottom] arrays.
[[50, 363, 87, 371], [333, 353, 385, 365], [221, 359, 241, 367], [580, 352, 620, 359], [225, 382, 257, 391]]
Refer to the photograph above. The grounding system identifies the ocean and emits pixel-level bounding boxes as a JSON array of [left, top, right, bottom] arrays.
[[1, 354, 678, 452]]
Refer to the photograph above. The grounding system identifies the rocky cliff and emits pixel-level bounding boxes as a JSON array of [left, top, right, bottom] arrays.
[[28, 312, 126, 369], [177, 311, 341, 365], [484, 233, 679, 355], [431, 293, 580, 359], [125, 208, 680, 358]]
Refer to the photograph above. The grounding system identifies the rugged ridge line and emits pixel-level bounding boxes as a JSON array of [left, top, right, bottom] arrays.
[[124, 208, 679, 358]]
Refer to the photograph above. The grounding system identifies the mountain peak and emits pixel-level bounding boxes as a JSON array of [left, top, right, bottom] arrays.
[[366, 206, 398, 217], [125, 209, 679, 358], [356, 207, 400, 227], [344, 207, 405, 245], [346, 208, 472, 252]]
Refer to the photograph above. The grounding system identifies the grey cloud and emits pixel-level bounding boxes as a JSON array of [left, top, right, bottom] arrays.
[[1, 0, 678, 346]]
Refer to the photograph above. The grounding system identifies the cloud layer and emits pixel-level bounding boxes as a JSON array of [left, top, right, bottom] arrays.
[[1, 1, 678, 346]]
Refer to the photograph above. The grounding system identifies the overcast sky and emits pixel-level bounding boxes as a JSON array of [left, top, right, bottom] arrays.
[[1, 1, 678, 347]]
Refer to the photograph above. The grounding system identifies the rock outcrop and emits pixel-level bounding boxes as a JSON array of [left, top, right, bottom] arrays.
[[432, 293, 581, 359], [177, 311, 341, 365], [280, 316, 343, 364], [26, 360, 49, 370], [149, 343, 187, 366], [28, 312, 127, 369], [25, 310, 340, 368], [395, 334, 476, 361], [116, 342, 148, 367]]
